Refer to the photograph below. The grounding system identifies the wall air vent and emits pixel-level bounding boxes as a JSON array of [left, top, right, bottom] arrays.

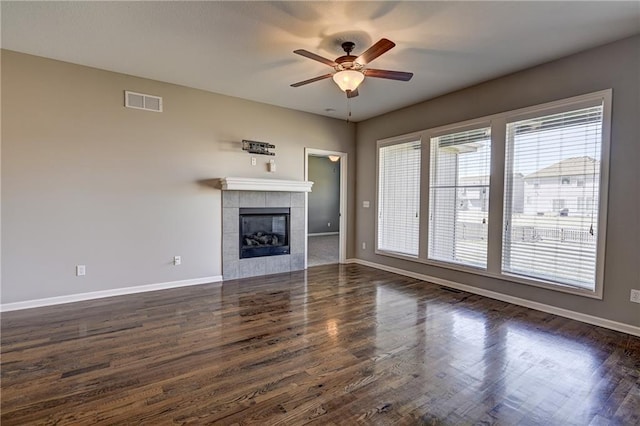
[[124, 91, 163, 112]]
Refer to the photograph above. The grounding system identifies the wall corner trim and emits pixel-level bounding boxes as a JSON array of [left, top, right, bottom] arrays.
[[344, 258, 640, 337], [0, 276, 223, 312]]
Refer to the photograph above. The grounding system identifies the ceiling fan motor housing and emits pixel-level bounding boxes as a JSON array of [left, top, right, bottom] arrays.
[[335, 55, 361, 71]]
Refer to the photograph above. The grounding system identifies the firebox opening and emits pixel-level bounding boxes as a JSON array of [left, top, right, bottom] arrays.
[[239, 208, 290, 259]]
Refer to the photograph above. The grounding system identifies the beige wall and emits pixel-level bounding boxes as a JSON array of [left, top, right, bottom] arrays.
[[1, 50, 355, 303], [355, 35, 640, 327]]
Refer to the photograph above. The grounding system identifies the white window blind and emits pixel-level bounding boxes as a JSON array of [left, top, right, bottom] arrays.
[[502, 104, 603, 290], [428, 127, 491, 268], [377, 140, 421, 256]]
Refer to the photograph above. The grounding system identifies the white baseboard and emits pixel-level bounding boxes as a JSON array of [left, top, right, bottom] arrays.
[[308, 232, 340, 237], [345, 258, 640, 337], [0, 276, 223, 312]]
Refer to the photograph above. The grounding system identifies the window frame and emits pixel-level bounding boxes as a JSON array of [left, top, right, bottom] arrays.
[[425, 120, 493, 270], [501, 93, 611, 297], [375, 132, 424, 258], [373, 90, 611, 299]]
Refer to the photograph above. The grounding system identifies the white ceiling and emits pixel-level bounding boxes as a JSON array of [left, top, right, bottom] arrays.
[[2, 1, 639, 122]]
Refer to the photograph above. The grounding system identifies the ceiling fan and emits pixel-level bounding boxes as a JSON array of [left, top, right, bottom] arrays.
[[291, 38, 413, 98]]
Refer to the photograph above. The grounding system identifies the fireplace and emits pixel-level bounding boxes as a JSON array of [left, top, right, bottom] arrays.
[[239, 208, 290, 259], [219, 183, 311, 280]]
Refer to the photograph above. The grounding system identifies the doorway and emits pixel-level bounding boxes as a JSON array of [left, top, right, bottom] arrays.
[[304, 148, 347, 267]]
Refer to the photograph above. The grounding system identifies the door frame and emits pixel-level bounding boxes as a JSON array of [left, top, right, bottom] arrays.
[[304, 148, 348, 267]]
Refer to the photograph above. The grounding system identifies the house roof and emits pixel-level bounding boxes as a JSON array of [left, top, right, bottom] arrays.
[[525, 156, 599, 179]]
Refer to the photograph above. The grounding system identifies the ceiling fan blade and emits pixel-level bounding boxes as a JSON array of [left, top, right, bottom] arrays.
[[364, 69, 413, 81], [290, 74, 333, 87], [293, 49, 337, 67], [346, 88, 359, 98], [356, 38, 396, 65]]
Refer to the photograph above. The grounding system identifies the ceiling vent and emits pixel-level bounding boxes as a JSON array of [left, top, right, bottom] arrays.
[[124, 91, 163, 112]]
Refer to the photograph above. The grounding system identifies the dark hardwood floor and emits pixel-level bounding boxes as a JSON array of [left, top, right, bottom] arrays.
[[1, 264, 639, 425]]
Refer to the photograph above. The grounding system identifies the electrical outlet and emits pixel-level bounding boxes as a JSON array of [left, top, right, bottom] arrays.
[[327, 222, 331, 227], [631, 289, 640, 303], [362, 242, 366, 250], [362, 201, 370, 208], [174, 256, 182, 266], [251, 157, 257, 166], [76, 265, 86, 276]]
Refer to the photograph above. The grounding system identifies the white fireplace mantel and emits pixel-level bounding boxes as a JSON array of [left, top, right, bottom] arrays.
[[217, 177, 313, 192]]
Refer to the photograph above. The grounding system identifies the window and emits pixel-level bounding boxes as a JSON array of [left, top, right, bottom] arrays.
[[374, 90, 610, 297], [503, 103, 605, 290], [578, 197, 594, 212], [377, 139, 421, 256], [552, 199, 566, 211], [428, 127, 491, 268]]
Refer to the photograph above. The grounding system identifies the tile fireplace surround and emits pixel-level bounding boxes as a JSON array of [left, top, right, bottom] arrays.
[[219, 178, 313, 280]]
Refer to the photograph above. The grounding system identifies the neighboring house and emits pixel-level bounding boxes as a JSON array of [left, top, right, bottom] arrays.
[[523, 156, 599, 216], [458, 174, 524, 213], [458, 175, 490, 212]]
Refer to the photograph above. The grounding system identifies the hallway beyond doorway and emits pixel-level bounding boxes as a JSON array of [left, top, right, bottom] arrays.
[[307, 234, 339, 266]]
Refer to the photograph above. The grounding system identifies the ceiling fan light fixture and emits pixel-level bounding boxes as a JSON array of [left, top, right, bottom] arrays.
[[332, 70, 364, 92]]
